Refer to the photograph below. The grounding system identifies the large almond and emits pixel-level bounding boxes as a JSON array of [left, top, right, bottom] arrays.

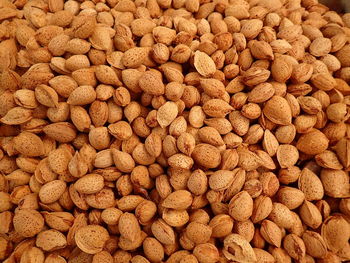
[[139, 71, 165, 96], [203, 99, 233, 118], [74, 174, 104, 194], [75, 225, 109, 254], [263, 96, 292, 125], [39, 180, 67, 204], [13, 131, 44, 157], [162, 190, 193, 210], [298, 168, 324, 201], [122, 47, 148, 68], [118, 212, 141, 242], [194, 51, 216, 77], [296, 130, 329, 155]]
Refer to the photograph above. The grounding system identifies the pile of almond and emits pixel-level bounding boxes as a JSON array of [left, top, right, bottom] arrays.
[[1, 0, 350, 262]]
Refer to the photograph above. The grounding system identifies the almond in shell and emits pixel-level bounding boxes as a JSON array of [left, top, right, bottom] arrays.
[[75, 225, 110, 254], [263, 96, 292, 125], [194, 51, 216, 77]]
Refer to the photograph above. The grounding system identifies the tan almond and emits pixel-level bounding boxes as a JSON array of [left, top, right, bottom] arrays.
[[139, 71, 165, 96], [163, 190, 193, 210], [194, 51, 216, 77], [296, 130, 329, 155], [263, 96, 292, 125], [75, 225, 110, 254]]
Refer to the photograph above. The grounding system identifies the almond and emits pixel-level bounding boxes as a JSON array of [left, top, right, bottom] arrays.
[[296, 130, 329, 155], [200, 78, 226, 98], [13, 131, 44, 157], [157, 101, 178, 128], [163, 190, 193, 210], [202, 99, 233, 118], [36, 229, 67, 251], [192, 143, 221, 168], [13, 209, 44, 237], [75, 225, 109, 254], [228, 191, 253, 221], [43, 122, 77, 143], [263, 96, 292, 125], [151, 219, 176, 245], [74, 174, 104, 194], [209, 170, 234, 191], [122, 47, 149, 68], [194, 51, 216, 77], [298, 168, 324, 201], [95, 65, 122, 86], [139, 71, 165, 95], [39, 180, 67, 204], [118, 212, 141, 242], [67, 86, 97, 106], [0, 107, 32, 125]]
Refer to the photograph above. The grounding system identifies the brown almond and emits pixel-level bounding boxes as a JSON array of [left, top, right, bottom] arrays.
[[118, 212, 141, 242], [36, 229, 67, 251], [67, 86, 97, 106], [194, 51, 217, 77], [151, 219, 176, 245], [228, 191, 253, 222], [0, 107, 32, 125], [39, 180, 67, 204], [139, 71, 165, 96], [209, 170, 234, 191], [75, 225, 109, 254], [13, 209, 44, 237], [263, 96, 292, 125], [122, 47, 148, 68], [200, 78, 226, 98], [163, 190, 193, 210], [203, 99, 233, 118], [74, 174, 104, 194], [13, 131, 44, 157], [296, 130, 329, 155], [192, 143, 221, 168], [43, 122, 77, 143]]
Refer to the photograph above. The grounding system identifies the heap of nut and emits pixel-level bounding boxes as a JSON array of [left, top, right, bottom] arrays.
[[1, 0, 350, 262]]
